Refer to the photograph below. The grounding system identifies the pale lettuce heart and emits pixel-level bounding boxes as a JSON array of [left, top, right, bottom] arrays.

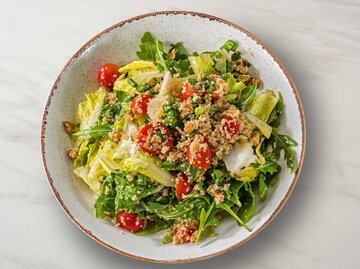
[[223, 141, 256, 175]]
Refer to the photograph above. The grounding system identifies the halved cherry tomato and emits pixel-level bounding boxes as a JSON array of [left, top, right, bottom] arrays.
[[211, 93, 220, 100], [175, 173, 193, 200], [182, 82, 194, 101], [222, 116, 240, 137], [186, 140, 213, 170], [98, 63, 120, 88], [137, 123, 173, 155], [130, 93, 152, 115], [116, 210, 145, 232]]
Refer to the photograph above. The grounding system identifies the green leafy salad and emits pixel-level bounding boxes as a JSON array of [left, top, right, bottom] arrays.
[[64, 32, 298, 244]]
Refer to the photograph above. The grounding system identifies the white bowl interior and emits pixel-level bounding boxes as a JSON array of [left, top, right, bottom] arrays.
[[42, 13, 304, 262]]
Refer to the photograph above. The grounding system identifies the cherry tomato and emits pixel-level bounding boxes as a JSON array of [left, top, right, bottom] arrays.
[[116, 210, 145, 232], [137, 123, 173, 155], [186, 140, 213, 170], [222, 116, 240, 137], [175, 173, 193, 200], [211, 93, 220, 100], [130, 93, 152, 115], [182, 82, 194, 101], [98, 63, 120, 88]]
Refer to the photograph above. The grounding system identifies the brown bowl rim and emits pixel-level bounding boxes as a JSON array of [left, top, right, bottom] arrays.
[[40, 10, 306, 264]]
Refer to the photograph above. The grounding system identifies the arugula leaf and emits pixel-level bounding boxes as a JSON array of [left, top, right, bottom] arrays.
[[114, 173, 164, 213], [224, 181, 243, 207], [188, 166, 203, 182], [231, 83, 257, 107], [169, 42, 188, 60], [237, 182, 255, 223], [72, 124, 112, 139], [142, 200, 169, 213], [231, 51, 241, 61], [216, 201, 250, 231], [258, 174, 268, 201], [162, 233, 173, 244], [268, 92, 283, 128], [209, 169, 224, 184], [160, 160, 180, 171], [155, 39, 168, 71], [257, 159, 281, 175], [270, 129, 298, 173], [157, 198, 208, 220], [196, 201, 217, 244], [208, 167, 231, 184], [73, 139, 90, 168], [169, 59, 191, 77], [94, 175, 117, 218], [162, 98, 182, 128], [257, 160, 281, 201], [134, 218, 170, 236], [137, 33, 191, 77], [136, 32, 158, 61]]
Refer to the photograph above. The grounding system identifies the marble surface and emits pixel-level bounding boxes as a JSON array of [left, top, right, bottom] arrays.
[[0, 0, 359, 268]]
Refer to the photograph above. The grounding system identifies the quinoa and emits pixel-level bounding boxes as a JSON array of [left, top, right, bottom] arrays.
[[207, 184, 225, 204], [106, 92, 117, 105], [173, 219, 198, 244]]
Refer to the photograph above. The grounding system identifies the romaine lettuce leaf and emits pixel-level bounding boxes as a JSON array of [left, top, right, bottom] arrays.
[[74, 163, 104, 192], [113, 61, 162, 94], [131, 70, 163, 85], [113, 122, 138, 160], [188, 54, 215, 74], [113, 79, 138, 94], [247, 90, 279, 122], [118, 60, 157, 74], [120, 153, 175, 187], [234, 166, 259, 182], [245, 112, 272, 139], [73, 139, 90, 168], [94, 174, 117, 217], [255, 138, 265, 164], [237, 182, 254, 223], [74, 88, 107, 135], [224, 73, 245, 93]]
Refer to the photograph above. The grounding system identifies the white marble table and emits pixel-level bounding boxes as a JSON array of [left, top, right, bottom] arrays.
[[1, 0, 359, 268]]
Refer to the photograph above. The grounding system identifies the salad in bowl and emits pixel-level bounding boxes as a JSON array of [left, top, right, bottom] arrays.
[[63, 32, 297, 245]]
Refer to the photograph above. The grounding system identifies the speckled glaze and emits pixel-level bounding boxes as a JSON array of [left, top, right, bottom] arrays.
[[41, 11, 305, 263]]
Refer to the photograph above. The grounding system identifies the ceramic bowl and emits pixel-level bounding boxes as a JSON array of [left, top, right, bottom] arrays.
[[41, 11, 305, 263]]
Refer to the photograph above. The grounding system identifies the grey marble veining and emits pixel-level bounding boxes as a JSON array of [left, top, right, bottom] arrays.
[[0, 0, 359, 268]]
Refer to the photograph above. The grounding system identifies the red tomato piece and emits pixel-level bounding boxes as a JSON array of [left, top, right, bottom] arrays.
[[186, 140, 213, 170], [211, 93, 220, 100], [116, 210, 145, 232], [175, 173, 193, 200], [222, 116, 240, 137], [98, 63, 120, 88], [130, 93, 152, 115], [182, 82, 194, 101], [137, 123, 173, 155]]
